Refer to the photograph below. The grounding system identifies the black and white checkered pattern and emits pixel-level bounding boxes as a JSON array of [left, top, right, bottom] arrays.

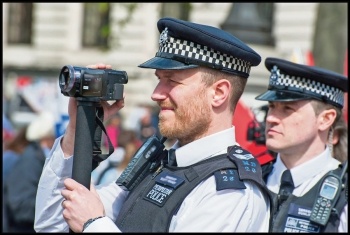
[[157, 28, 251, 75], [269, 66, 344, 107]]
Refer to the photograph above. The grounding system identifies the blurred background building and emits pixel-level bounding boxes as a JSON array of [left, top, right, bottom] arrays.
[[2, 3, 348, 131]]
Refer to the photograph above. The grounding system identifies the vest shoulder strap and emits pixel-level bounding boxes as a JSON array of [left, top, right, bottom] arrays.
[[227, 145, 265, 186]]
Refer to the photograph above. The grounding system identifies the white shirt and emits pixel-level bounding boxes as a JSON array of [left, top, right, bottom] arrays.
[[34, 127, 270, 232], [266, 148, 348, 232]]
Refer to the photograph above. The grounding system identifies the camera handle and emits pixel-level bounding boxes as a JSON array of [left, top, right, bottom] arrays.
[[72, 97, 114, 189], [69, 98, 114, 233], [71, 99, 96, 192], [69, 99, 97, 234], [71, 98, 114, 189]]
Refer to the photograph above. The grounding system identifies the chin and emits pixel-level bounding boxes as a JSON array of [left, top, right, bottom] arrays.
[[265, 140, 277, 152]]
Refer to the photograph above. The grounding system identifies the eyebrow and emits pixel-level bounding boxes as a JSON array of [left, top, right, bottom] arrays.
[[155, 70, 176, 79]]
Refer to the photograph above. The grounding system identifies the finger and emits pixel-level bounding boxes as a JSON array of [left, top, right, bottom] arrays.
[[61, 188, 69, 199], [104, 64, 112, 69], [110, 98, 125, 112], [95, 63, 111, 69], [61, 199, 66, 207], [63, 178, 84, 191], [86, 63, 112, 69], [112, 99, 125, 112], [100, 99, 125, 121], [86, 64, 99, 69]]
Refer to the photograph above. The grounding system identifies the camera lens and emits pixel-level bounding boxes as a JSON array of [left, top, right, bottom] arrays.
[[59, 65, 76, 96], [59, 67, 69, 89]]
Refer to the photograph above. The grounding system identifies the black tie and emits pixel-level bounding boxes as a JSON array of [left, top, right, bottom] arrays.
[[168, 149, 177, 166], [277, 169, 294, 208]]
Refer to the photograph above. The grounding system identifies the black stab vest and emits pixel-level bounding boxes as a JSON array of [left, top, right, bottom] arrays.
[[115, 145, 272, 232], [262, 162, 347, 233]]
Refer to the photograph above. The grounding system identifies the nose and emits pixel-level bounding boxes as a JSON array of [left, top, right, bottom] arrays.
[[265, 109, 280, 124], [151, 82, 167, 102]]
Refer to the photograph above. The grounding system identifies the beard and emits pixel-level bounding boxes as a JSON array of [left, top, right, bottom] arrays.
[[158, 90, 212, 145]]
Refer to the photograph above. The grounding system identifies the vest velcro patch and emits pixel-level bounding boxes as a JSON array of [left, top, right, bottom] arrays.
[[288, 203, 312, 220], [284, 216, 320, 233], [144, 183, 175, 207], [155, 171, 185, 189], [214, 168, 246, 191], [143, 172, 185, 207], [282, 203, 320, 232]]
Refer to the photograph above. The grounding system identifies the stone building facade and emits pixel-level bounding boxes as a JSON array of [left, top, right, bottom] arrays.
[[2, 3, 346, 126]]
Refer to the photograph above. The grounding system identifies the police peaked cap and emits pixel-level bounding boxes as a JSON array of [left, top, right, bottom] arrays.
[[255, 57, 348, 108], [139, 17, 261, 78]]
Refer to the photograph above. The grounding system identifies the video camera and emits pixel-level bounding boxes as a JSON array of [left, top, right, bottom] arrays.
[[247, 104, 269, 145], [59, 65, 128, 101]]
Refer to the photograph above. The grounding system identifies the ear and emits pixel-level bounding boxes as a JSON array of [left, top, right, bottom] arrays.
[[210, 79, 231, 108], [318, 109, 337, 131]]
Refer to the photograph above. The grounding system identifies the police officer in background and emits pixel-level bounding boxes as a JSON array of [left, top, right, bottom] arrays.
[[256, 57, 348, 232], [34, 17, 272, 232]]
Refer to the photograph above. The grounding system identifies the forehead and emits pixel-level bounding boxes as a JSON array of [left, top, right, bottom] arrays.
[[155, 68, 200, 79], [268, 99, 311, 107]]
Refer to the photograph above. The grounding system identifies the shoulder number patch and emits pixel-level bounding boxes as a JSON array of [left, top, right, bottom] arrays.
[[214, 168, 246, 191]]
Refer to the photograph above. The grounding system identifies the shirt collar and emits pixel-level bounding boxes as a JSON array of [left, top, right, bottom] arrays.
[[274, 147, 338, 188], [170, 127, 236, 167]]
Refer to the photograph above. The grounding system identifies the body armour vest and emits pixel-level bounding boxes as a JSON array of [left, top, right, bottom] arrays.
[[263, 163, 347, 233], [115, 145, 271, 232]]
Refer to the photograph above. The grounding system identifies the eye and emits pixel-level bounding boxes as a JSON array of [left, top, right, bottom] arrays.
[[283, 105, 294, 111], [169, 79, 181, 85]]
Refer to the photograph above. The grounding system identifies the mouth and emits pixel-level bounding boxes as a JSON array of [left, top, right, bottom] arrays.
[[159, 102, 175, 111], [158, 106, 175, 118], [266, 128, 279, 135], [160, 106, 174, 111]]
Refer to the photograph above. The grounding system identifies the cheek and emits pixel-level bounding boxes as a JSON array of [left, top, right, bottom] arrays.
[[171, 85, 200, 101], [287, 118, 317, 140]]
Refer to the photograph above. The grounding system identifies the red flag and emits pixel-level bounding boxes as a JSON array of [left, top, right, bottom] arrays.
[[16, 76, 32, 88], [305, 50, 315, 66]]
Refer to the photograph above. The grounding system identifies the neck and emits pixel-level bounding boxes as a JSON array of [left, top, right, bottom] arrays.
[[280, 144, 327, 169]]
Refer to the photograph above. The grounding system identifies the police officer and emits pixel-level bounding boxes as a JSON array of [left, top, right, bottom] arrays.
[[34, 17, 272, 232], [256, 57, 348, 232]]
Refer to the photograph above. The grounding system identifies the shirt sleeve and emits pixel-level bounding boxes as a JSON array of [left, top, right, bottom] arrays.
[[169, 176, 270, 232], [83, 216, 121, 233], [339, 204, 348, 232], [34, 136, 73, 232], [34, 136, 128, 232]]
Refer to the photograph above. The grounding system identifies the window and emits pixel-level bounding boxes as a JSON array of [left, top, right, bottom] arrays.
[[221, 3, 275, 46], [82, 3, 111, 49], [160, 3, 191, 20], [7, 3, 33, 44]]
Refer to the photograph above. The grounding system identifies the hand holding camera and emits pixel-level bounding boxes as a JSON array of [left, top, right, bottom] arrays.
[[60, 64, 128, 157], [59, 64, 128, 101]]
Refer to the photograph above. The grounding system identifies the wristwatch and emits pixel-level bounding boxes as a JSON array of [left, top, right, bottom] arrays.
[[82, 216, 105, 232]]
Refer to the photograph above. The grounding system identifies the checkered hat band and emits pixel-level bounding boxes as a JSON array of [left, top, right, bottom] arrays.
[[159, 36, 251, 74], [270, 73, 344, 106]]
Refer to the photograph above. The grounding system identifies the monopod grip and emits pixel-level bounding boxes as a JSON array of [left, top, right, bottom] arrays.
[[71, 101, 97, 189]]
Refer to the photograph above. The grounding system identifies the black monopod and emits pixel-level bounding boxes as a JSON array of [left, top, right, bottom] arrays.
[[70, 97, 113, 233], [72, 98, 100, 189]]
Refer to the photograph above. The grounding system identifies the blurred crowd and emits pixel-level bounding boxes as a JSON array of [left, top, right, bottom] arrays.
[[2, 101, 347, 232], [3, 111, 56, 232], [2, 104, 167, 232]]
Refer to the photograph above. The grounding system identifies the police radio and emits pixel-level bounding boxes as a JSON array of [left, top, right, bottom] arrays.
[[116, 135, 167, 191], [309, 173, 342, 226]]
